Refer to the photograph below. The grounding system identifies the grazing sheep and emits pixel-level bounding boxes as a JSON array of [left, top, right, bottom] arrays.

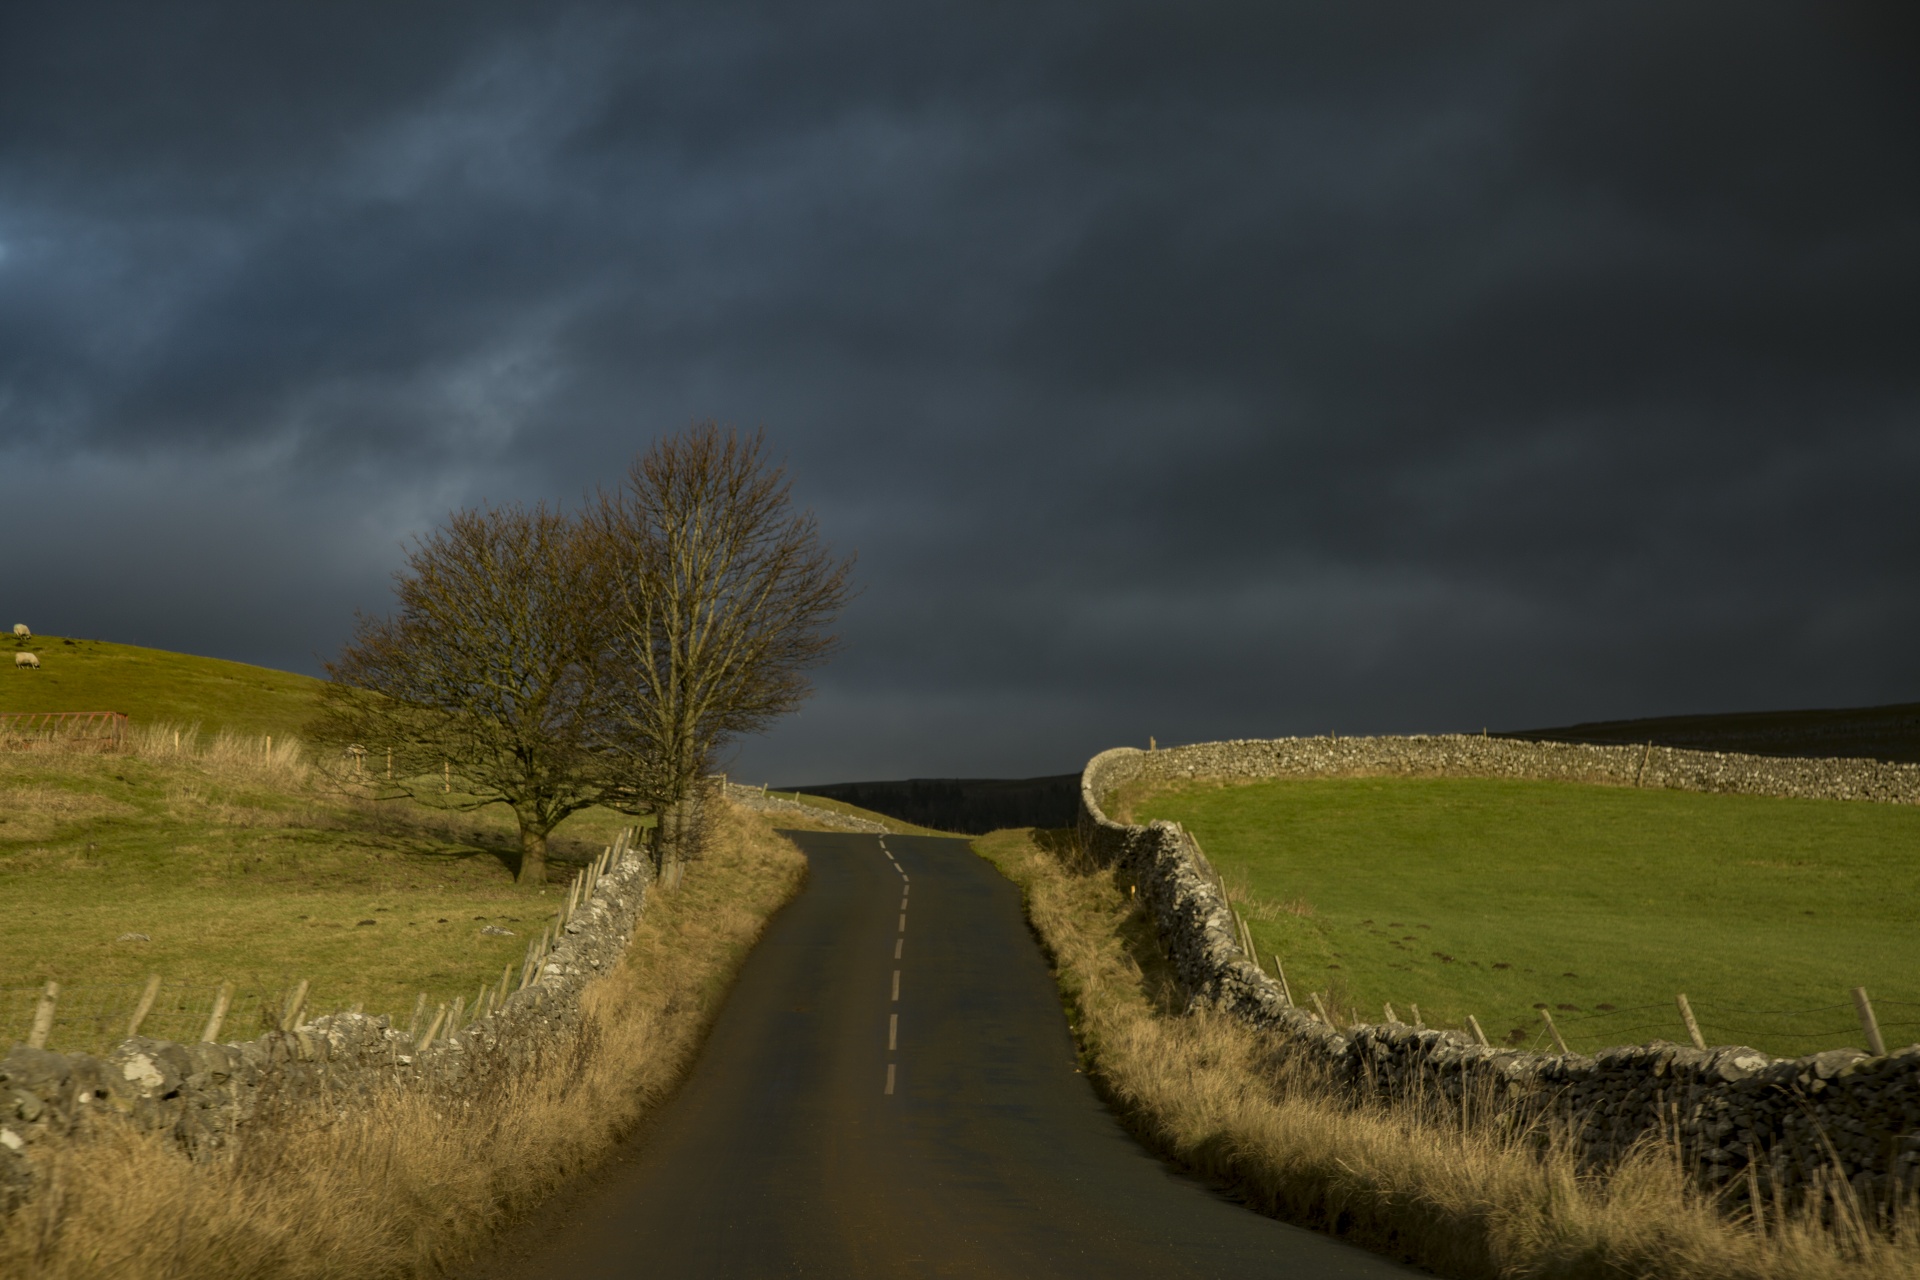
[[14, 652, 39, 669], [10, 624, 26, 638]]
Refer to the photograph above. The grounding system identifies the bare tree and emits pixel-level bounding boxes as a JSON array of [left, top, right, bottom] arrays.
[[588, 424, 854, 863], [315, 502, 605, 886]]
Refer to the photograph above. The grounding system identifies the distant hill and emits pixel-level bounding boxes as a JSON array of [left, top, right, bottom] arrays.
[[1502, 701, 1920, 764], [785, 774, 1081, 835], [2, 633, 324, 739]]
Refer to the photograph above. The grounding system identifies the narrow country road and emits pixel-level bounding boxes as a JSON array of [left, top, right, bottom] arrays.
[[470, 831, 1420, 1278]]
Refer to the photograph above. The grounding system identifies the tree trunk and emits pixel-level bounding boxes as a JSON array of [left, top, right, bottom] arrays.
[[659, 803, 680, 876], [516, 822, 549, 886]]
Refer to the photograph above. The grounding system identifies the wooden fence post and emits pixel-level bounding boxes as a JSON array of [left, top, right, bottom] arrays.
[[418, 1003, 448, 1050], [1676, 993, 1706, 1050], [200, 981, 234, 1043], [1409, 1003, 1423, 1029], [1271, 954, 1293, 1007], [1466, 1014, 1489, 1047], [1384, 1002, 1398, 1024], [1853, 987, 1887, 1056], [280, 979, 310, 1032], [127, 974, 163, 1038], [1310, 992, 1332, 1025], [27, 981, 58, 1049], [407, 992, 428, 1040], [1540, 1006, 1570, 1054]]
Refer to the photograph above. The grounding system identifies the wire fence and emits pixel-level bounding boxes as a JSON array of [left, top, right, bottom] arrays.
[[0, 979, 311, 1057], [1230, 902, 1918, 1060], [1497, 997, 1920, 1058], [3, 827, 642, 1058]]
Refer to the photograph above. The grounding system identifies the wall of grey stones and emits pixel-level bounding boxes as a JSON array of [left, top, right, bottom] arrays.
[[1077, 736, 1920, 1209], [0, 843, 653, 1211], [720, 782, 893, 834]]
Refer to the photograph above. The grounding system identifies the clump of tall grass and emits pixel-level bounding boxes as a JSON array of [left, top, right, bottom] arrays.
[[979, 828, 1920, 1280], [127, 720, 311, 786], [0, 799, 806, 1280]]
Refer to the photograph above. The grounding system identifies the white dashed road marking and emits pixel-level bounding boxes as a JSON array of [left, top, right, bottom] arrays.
[[883, 838, 909, 1095]]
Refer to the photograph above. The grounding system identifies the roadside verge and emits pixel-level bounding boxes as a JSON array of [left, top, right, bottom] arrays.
[[0, 800, 807, 1280], [977, 826, 1920, 1280]]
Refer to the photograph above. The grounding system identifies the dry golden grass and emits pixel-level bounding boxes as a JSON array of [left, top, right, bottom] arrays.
[[0, 799, 806, 1280], [127, 721, 314, 788], [975, 828, 1920, 1280]]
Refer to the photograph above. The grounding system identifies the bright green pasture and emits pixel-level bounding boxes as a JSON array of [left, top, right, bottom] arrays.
[[3, 634, 324, 738], [1132, 778, 1920, 1057]]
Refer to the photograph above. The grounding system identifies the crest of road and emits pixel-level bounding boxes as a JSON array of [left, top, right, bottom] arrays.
[[472, 831, 1419, 1278]]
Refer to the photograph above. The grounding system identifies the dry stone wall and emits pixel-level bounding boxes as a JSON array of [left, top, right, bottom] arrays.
[[722, 783, 894, 834], [1078, 736, 1920, 1208], [0, 843, 653, 1211]]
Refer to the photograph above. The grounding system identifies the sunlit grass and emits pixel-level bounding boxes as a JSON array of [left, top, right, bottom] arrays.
[[3, 634, 325, 739], [0, 727, 638, 1050], [1129, 777, 1920, 1055]]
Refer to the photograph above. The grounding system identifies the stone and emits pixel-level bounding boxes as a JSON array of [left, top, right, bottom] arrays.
[[0, 1045, 71, 1093], [1811, 1049, 1868, 1080]]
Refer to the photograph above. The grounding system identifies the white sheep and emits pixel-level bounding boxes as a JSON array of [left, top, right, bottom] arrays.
[[10, 624, 27, 638], [14, 652, 39, 669]]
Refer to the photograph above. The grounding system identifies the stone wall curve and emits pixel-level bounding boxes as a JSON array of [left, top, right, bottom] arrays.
[[1076, 735, 1920, 1207]]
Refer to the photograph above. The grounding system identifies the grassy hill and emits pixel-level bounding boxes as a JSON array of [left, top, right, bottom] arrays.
[[1132, 776, 1920, 1058], [0, 636, 609, 1052], [3, 633, 325, 739]]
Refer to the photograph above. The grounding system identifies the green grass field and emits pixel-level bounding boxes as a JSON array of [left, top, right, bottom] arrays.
[[0, 637, 626, 1052], [4, 633, 324, 738], [0, 736, 639, 1053], [1130, 777, 1920, 1058]]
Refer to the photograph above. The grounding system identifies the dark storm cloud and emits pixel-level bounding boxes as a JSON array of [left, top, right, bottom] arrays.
[[1, 1, 1914, 782]]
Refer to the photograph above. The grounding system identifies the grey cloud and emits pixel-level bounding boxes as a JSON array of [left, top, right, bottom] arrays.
[[0, 1, 1913, 784]]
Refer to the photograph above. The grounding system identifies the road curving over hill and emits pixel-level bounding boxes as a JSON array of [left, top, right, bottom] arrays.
[[469, 831, 1417, 1279]]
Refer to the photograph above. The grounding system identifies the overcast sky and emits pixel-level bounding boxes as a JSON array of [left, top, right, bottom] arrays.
[[2, 1, 1915, 784]]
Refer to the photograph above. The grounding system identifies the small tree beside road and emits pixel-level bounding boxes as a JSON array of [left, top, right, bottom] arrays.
[[588, 425, 854, 866], [315, 423, 852, 887], [316, 502, 605, 886]]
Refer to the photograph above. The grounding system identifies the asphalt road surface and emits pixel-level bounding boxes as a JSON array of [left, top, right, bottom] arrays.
[[471, 831, 1420, 1279]]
